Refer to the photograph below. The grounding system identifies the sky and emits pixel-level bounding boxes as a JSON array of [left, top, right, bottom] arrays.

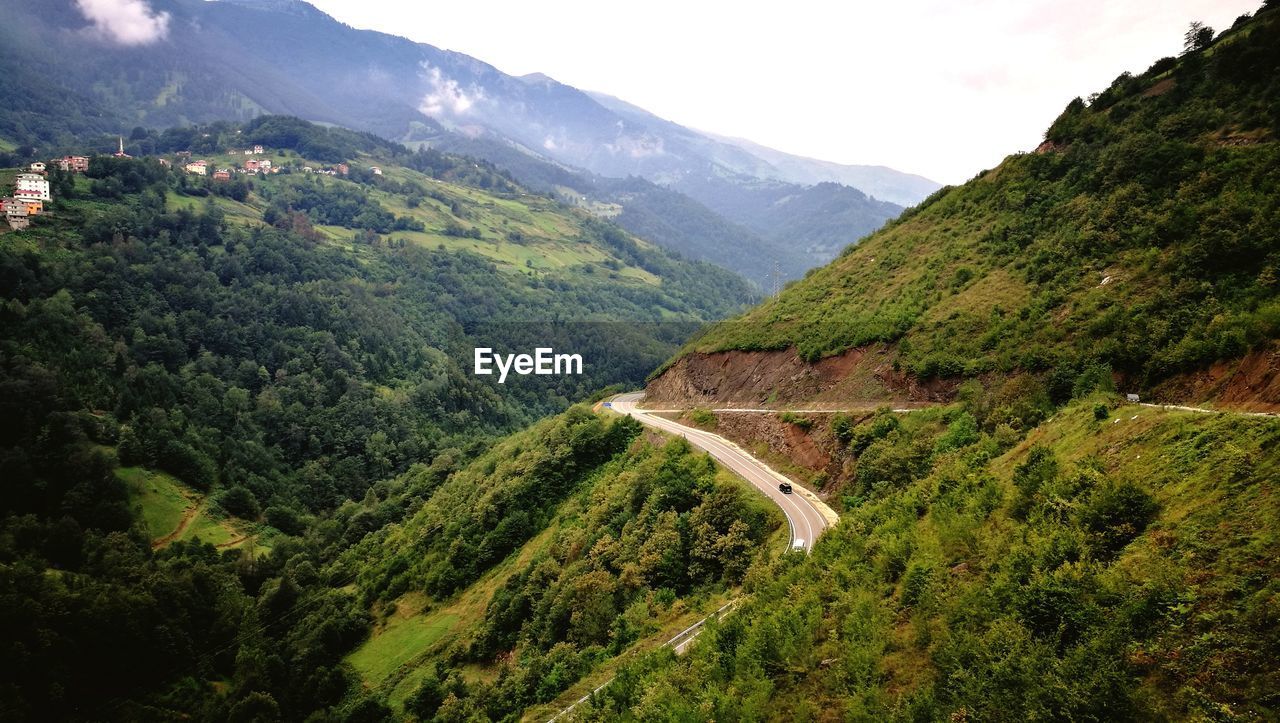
[[304, 0, 1258, 184]]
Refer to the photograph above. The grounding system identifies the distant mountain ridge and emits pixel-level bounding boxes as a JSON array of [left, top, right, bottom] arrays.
[[0, 0, 937, 284], [586, 91, 939, 207]]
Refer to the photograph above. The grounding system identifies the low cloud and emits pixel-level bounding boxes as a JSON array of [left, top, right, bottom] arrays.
[[76, 0, 170, 46], [419, 64, 484, 117]]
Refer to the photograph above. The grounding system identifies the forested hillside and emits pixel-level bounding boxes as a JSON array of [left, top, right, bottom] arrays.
[[592, 6, 1280, 721], [581, 395, 1280, 720], [0, 117, 757, 719], [664, 4, 1280, 408], [337, 412, 780, 718]]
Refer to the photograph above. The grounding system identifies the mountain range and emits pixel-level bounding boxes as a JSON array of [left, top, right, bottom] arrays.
[[0, 0, 940, 285]]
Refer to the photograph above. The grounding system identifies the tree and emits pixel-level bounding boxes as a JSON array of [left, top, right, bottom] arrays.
[[1183, 21, 1214, 54], [219, 486, 262, 519]]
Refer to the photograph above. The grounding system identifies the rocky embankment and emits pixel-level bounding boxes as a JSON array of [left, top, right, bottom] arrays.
[[645, 345, 957, 409]]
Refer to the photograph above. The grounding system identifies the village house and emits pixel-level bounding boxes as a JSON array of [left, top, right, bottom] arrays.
[[157, 158, 171, 168], [185, 160, 208, 176], [252, 145, 264, 155], [370, 166, 383, 176], [56, 156, 90, 173], [5, 209, 29, 231], [15, 173, 51, 202], [21, 199, 43, 215], [259, 159, 272, 171], [29, 162, 46, 174], [2, 198, 30, 230], [213, 169, 231, 181], [244, 159, 260, 172], [336, 163, 350, 175]]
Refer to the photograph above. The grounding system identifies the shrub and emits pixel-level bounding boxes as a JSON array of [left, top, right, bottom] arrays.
[[1078, 480, 1158, 558], [780, 411, 813, 430], [687, 409, 717, 429], [218, 485, 262, 520]]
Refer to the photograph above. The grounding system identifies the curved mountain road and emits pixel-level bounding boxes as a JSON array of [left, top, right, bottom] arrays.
[[610, 392, 837, 552]]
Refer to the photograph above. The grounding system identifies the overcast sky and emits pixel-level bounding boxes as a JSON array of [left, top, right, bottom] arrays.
[[306, 0, 1260, 184]]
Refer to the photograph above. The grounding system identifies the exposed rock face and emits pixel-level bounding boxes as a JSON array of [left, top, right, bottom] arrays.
[[645, 345, 958, 408], [710, 411, 857, 490], [1149, 346, 1280, 413]]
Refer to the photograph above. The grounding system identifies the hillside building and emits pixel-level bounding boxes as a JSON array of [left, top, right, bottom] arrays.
[[185, 160, 208, 176], [213, 169, 231, 181], [3, 198, 30, 230], [29, 162, 46, 174], [15, 173, 51, 202], [56, 156, 90, 173]]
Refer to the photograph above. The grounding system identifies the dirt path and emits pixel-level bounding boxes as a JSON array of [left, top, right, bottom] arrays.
[[216, 535, 251, 549], [151, 499, 201, 549]]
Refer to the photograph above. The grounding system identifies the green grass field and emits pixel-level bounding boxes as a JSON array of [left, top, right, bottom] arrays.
[[116, 466, 193, 540], [117, 465, 257, 550]]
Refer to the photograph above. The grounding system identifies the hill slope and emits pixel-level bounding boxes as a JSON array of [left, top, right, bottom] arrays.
[[0, 115, 767, 718], [580, 396, 1280, 720], [0, 0, 920, 285], [649, 5, 1280, 411]]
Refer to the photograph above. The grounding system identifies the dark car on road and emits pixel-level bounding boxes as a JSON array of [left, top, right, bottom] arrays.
[[778, 482, 793, 494]]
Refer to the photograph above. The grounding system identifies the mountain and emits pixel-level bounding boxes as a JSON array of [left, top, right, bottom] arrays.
[[0, 114, 764, 718], [649, 4, 1280, 413], [701, 130, 946, 207], [591, 7, 1280, 720], [0, 0, 929, 284], [588, 90, 941, 207]]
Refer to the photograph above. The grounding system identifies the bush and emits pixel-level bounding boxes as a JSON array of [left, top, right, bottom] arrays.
[[1078, 480, 1158, 558], [218, 485, 262, 520], [264, 505, 304, 535], [779, 411, 813, 430], [687, 409, 717, 429]]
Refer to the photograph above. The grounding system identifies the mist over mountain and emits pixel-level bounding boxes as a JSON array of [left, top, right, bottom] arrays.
[[0, 0, 937, 285]]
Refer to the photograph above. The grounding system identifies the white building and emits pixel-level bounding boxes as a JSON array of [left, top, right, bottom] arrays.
[[29, 162, 46, 174], [15, 174, 51, 202], [185, 160, 208, 176]]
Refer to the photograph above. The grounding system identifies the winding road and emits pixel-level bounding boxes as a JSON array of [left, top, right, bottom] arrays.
[[610, 392, 837, 552]]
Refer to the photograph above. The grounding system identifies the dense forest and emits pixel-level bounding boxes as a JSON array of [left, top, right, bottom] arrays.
[[334, 413, 780, 719], [0, 115, 759, 719], [681, 3, 1280, 398]]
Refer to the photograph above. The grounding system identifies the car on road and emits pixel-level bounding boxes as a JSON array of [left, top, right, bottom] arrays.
[[778, 482, 793, 494], [791, 538, 806, 551]]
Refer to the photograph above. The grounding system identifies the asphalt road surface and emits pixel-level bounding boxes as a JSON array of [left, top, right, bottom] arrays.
[[610, 392, 833, 552]]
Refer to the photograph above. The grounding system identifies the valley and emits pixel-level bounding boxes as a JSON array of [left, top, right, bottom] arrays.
[[0, 0, 1278, 721]]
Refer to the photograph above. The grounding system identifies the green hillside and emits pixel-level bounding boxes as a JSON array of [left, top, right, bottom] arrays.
[[583, 398, 1280, 720], [675, 6, 1280, 404], [335, 407, 783, 718], [0, 118, 757, 719]]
